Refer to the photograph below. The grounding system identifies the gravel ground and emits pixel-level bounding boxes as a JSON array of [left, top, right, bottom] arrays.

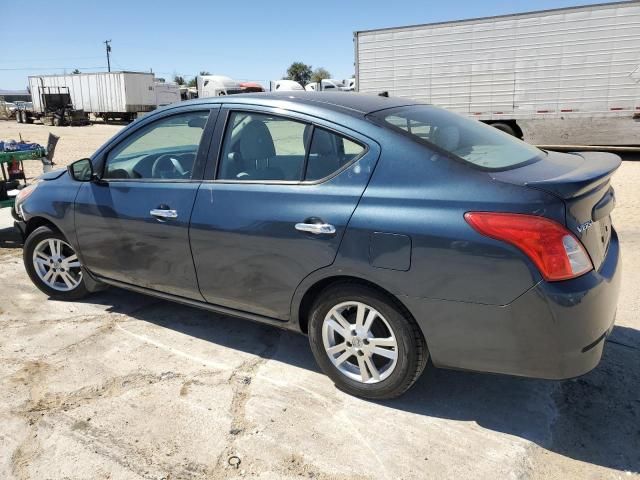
[[0, 120, 638, 479]]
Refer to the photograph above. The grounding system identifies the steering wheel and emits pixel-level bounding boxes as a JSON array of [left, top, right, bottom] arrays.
[[151, 154, 189, 179]]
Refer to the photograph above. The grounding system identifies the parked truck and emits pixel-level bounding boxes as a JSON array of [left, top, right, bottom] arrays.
[[16, 85, 89, 126], [28, 72, 164, 123], [354, 1, 640, 146], [196, 75, 244, 97], [305, 79, 347, 92]]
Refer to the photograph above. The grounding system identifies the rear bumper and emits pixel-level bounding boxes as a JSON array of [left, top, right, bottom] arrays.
[[403, 228, 621, 379]]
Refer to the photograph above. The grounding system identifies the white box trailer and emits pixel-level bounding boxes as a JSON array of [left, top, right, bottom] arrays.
[[28, 72, 158, 122], [355, 1, 640, 146], [154, 82, 181, 107]]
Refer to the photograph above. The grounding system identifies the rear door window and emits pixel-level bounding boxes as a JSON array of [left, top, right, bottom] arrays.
[[217, 112, 308, 181], [217, 112, 366, 182]]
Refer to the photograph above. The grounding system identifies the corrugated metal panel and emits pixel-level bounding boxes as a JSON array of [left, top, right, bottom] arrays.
[[356, 2, 640, 120]]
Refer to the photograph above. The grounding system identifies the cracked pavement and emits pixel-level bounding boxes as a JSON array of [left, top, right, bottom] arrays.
[[0, 130, 639, 478]]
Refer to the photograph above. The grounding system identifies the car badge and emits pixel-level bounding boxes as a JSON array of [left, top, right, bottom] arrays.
[[577, 220, 593, 233]]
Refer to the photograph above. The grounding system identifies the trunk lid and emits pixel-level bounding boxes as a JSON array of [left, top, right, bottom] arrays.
[[491, 151, 621, 270]]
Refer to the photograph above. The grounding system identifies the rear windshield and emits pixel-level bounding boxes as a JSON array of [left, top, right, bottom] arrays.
[[370, 105, 544, 170]]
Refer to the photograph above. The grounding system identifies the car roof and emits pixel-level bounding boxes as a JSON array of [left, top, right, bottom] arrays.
[[183, 91, 421, 117]]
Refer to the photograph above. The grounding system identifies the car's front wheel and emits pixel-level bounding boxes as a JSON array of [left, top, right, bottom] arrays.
[[308, 283, 428, 399], [23, 226, 90, 300]]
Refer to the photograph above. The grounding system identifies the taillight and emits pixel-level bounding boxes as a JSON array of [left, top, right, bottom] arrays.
[[464, 212, 593, 281]]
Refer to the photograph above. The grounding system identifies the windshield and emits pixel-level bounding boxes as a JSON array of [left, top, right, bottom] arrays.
[[371, 105, 544, 170]]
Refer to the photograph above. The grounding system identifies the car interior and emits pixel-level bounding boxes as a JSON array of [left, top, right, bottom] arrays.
[[218, 113, 364, 181], [103, 114, 207, 180]]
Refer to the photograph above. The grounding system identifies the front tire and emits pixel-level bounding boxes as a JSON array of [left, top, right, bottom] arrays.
[[23, 226, 90, 300], [308, 283, 428, 399]]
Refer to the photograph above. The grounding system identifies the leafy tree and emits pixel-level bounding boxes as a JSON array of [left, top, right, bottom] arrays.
[[72, 69, 81, 74], [173, 75, 186, 85], [311, 67, 331, 83], [285, 62, 312, 85]]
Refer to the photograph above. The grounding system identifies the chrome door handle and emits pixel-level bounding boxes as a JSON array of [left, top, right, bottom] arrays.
[[295, 222, 336, 235], [150, 208, 178, 219]]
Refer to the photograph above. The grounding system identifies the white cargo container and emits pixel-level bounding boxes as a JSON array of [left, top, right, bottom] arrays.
[[28, 72, 158, 122], [355, 1, 640, 146], [154, 82, 181, 107]]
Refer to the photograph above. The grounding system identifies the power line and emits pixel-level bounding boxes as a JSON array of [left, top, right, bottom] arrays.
[[0, 56, 105, 64], [0, 66, 108, 71]]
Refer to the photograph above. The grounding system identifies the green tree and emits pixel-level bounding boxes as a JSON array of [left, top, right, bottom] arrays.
[[173, 75, 186, 85], [72, 69, 81, 74], [188, 71, 211, 88], [311, 67, 331, 83], [285, 62, 312, 85]]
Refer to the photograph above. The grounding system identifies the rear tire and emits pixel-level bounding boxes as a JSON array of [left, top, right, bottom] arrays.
[[308, 283, 428, 399], [491, 122, 517, 137], [23, 226, 90, 300]]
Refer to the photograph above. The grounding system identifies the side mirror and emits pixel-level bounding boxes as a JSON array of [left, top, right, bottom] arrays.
[[68, 158, 94, 182]]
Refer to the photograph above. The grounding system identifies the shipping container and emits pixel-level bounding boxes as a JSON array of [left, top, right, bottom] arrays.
[[355, 1, 640, 146]]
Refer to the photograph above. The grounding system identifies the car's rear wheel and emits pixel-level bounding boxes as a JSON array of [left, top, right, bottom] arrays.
[[308, 283, 428, 399], [23, 226, 90, 300]]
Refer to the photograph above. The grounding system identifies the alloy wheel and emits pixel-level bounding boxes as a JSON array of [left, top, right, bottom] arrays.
[[322, 301, 399, 384], [32, 238, 82, 291]]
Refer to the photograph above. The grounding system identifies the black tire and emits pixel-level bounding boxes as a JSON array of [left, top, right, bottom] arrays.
[[491, 122, 517, 137], [23, 226, 90, 300], [24, 113, 33, 124], [16, 111, 23, 123], [308, 283, 428, 399]]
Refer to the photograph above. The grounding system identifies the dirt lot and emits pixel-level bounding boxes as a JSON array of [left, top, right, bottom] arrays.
[[0, 121, 639, 479]]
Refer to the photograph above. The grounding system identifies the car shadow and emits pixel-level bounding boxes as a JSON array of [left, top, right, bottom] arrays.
[[85, 288, 640, 474]]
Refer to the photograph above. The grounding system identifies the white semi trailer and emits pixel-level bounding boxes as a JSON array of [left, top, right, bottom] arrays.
[[28, 72, 164, 122], [354, 1, 640, 146]]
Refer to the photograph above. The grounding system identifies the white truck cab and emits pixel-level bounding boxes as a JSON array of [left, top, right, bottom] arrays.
[[273, 80, 304, 91], [197, 75, 243, 97], [305, 79, 346, 92]]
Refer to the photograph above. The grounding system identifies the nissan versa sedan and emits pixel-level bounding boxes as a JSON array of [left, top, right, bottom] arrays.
[[13, 92, 621, 399]]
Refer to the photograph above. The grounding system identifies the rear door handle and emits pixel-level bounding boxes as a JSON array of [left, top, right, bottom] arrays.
[[150, 208, 178, 219], [295, 222, 336, 235]]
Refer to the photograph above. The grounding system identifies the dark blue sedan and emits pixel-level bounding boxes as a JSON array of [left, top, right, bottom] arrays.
[[13, 92, 621, 399]]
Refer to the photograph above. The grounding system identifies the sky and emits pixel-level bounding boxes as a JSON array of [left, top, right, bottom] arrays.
[[0, 0, 622, 90]]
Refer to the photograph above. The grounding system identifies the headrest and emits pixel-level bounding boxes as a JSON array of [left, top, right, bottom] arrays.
[[433, 125, 460, 152], [239, 120, 276, 160]]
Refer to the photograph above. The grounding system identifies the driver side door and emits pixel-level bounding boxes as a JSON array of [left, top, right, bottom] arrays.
[[74, 107, 218, 300]]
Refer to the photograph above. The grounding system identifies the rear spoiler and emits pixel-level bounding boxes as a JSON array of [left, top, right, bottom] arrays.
[[524, 152, 621, 198], [491, 151, 621, 199]]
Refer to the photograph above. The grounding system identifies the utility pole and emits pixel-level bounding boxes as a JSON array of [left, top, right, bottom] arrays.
[[104, 40, 112, 72]]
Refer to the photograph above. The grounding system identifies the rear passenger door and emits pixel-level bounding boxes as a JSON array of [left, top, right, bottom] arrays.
[[189, 105, 380, 320]]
